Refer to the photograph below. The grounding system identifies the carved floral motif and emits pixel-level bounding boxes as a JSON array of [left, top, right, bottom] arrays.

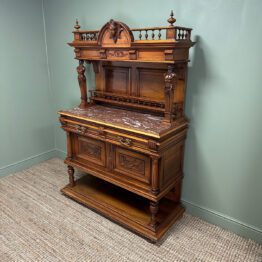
[[119, 154, 145, 174], [108, 50, 125, 57], [80, 142, 102, 159]]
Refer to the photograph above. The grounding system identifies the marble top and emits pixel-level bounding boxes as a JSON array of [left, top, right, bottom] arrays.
[[59, 105, 174, 136]]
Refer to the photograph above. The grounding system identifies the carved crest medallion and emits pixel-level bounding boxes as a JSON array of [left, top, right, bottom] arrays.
[[108, 19, 124, 43]]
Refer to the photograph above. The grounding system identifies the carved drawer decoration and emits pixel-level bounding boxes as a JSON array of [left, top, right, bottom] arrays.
[[75, 136, 106, 167], [107, 50, 129, 60], [114, 147, 151, 184]]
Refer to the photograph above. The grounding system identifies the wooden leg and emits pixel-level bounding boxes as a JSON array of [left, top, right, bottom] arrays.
[[149, 201, 159, 231], [165, 180, 182, 203], [67, 165, 75, 187]]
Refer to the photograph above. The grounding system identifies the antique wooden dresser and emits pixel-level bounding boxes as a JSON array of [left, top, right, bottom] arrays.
[[59, 11, 195, 242]]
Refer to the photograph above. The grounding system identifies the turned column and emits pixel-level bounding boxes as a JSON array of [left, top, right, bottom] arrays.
[[149, 201, 159, 230], [163, 65, 176, 123], [66, 132, 72, 160], [67, 165, 75, 187], [77, 60, 88, 109], [150, 156, 160, 195]]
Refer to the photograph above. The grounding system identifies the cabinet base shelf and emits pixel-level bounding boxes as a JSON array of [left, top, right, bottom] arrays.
[[61, 174, 185, 242]]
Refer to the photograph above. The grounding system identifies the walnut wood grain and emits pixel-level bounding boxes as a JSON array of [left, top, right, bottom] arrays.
[[59, 13, 195, 242]]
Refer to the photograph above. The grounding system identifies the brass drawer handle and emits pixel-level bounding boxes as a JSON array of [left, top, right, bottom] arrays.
[[76, 125, 86, 134], [118, 137, 132, 147]]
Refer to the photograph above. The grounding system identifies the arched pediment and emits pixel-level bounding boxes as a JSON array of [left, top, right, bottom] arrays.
[[97, 19, 134, 47]]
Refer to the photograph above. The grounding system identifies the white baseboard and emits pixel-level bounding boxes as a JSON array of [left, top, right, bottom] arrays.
[[0, 149, 57, 177], [182, 199, 262, 243], [55, 148, 67, 159]]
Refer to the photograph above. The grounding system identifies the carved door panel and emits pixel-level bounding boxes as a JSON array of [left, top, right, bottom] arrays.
[[74, 135, 106, 167], [112, 146, 151, 184]]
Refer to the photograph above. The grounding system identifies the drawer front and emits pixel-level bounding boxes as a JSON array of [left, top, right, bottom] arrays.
[[106, 132, 149, 151], [113, 147, 151, 184], [60, 118, 159, 153], [74, 135, 106, 167], [67, 122, 104, 138]]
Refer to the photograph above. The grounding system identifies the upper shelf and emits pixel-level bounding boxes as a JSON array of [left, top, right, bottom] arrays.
[[72, 25, 192, 43], [68, 11, 195, 63]]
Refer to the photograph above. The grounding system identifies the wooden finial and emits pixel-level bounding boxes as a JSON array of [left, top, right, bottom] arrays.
[[167, 10, 176, 26], [74, 19, 81, 31]]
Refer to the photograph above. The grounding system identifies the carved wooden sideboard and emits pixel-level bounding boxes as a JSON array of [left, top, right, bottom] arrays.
[[59, 12, 195, 242]]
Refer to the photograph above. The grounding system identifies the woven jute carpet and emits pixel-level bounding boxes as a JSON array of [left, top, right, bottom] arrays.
[[0, 159, 261, 262]]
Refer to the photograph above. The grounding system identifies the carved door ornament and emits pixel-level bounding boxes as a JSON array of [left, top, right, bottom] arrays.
[[164, 65, 176, 93]]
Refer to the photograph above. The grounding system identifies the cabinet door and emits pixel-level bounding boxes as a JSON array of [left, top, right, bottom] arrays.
[[74, 135, 106, 167], [113, 146, 151, 184]]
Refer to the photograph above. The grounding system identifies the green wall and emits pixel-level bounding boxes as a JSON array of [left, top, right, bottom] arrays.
[[0, 0, 261, 243], [0, 0, 55, 176]]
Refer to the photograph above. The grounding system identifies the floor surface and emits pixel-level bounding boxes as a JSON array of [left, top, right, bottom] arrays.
[[0, 158, 261, 262]]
